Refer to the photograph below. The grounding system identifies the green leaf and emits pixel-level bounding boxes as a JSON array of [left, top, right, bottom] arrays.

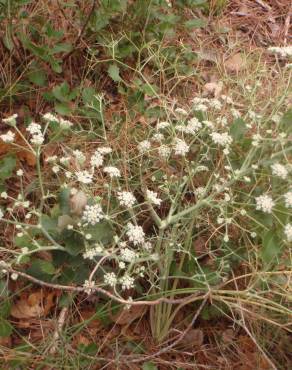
[[52, 82, 70, 102], [108, 64, 122, 82], [230, 118, 247, 141], [82, 87, 96, 104], [27, 66, 47, 86], [0, 155, 16, 181], [85, 221, 114, 245], [26, 259, 56, 279], [51, 43, 72, 54], [185, 18, 207, 29], [142, 362, 158, 370], [0, 300, 11, 318], [0, 320, 12, 337], [279, 108, 292, 133], [58, 188, 71, 214], [55, 102, 72, 115], [261, 231, 282, 266]]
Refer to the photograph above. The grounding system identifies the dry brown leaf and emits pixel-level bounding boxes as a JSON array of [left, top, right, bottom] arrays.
[[70, 190, 87, 215], [203, 81, 223, 98], [0, 133, 36, 166], [11, 291, 55, 319], [111, 304, 146, 325], [181, 329, 204, 347], [225, 53, 245, 73]]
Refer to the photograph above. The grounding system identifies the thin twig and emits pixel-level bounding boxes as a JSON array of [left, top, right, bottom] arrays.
[[123, 294, 209, 363], [3, 265, 203, 306], [62, 0, 97, 62], [49, 306, 68, 354]]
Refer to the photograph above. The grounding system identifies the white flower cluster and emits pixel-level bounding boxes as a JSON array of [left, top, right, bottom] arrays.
[[104, 272, 117, 287], [83, 245, 103, 259], [284, 223, 292, 242], [174, 138, 189, 156], [268, 46, 292, 58], [126, 222, 145, 245], [90, 150, 104, 168], [284, 191, 292, 208], [255, 194, 275, 214], [156, 121, 170, 130], [158, 144, 171, 159], [43, 113, 73, 129], [2, 113, 18, 125], [120, 247, 138, 263], [82, 204, 104, 225], [76, 170, 93, 184], [271, 163, 288, 180], [120, 274, 135, 290], [117, 191, 136, 208], [146, 189, 162, 206], [26, 122, 44, 145], [210, 132, 232, 147], [138, 140, 151, 153], [103, 166, 121, 178], [184, 117, 202, 134], [0, 130, 15, 143], [73, 150, 86, 164], [83, 280, 95, 295]]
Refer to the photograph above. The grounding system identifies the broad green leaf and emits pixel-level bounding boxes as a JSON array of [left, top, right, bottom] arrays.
[[108, 64, 122, 82], [85, 221, 114, 245], [27, 65, 47, 86], [52, 82, 70, 102], [142, 362, 158, 370], [51, 43, 72, 54], [230, 118, 247, 141], [261, 231, 282, 266], [26, 259, 55, 279], [55, 102, 72, 115], [0, 300, 11, 318], [82, 87, 95, 104], [58, 188, 71, 214], [185, 18, 207, 29], [0, 320, 12, 337], [0, 155, 16, 181]]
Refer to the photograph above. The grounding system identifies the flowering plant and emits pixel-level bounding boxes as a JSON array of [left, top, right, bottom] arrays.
[[1, 94, 291, 340]]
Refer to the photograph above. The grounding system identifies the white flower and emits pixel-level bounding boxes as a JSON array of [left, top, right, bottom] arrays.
[[175, 107, 188, 116], [158, 145, 171, 159], [284, 191, 292, 208], [83, 245, 103, 259], [83, 280, 95, 295], [271, 163, 288, 180], [126, 222, 145, 245], [194, 187, 205, 197], [26, 122, 42, 135], [104, 272, 117, 287], [1, 192, 8, 199], [30, 133, 44, 145], [60, 156, 70, 165], [97, 147, 112, 155], [76, 170, 93, 184], [43, 113, 58, 122], [138, 140, 151, 153], [52, 165, 60, 174], [251, 134, 261, 146], [0, 209, 3, 219], [152, 133, 164, 142], [59, 118, 73, 129], [142, 241, 152, 251], [120, 248, 137, 263], [2, 114, 18, 125], [203, 120, 214, 129], [85, 233, 92, 240], [209, 99, 222, 110], [45, 155, 58, 163], [156, 121, 170, 130], [146, 189, 162, 206], [184, 117, 202, 134], [11, 272, 18, 281], [90, 150, 104, 168], [255, 194, 275, 214], [210, 132, 232, 147], [268, 46, 292, 58], [231, 108, 241, 118], [103, 166, 121, 178], [120, 274, 135, 290], [73, 150, 86, 164], [82, 204, 104, 225], [117, 191, 136, 208], [284, 223, 292, 242], [16, 169, 23, 176], [174, 138, 189, 156], [0, 130, 15, 143]]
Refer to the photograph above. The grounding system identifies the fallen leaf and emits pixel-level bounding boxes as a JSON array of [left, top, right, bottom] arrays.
[[111, 304, 146, 326], [181, 329, 204, 347], [225, 53, 245, 73], [11, 291, 55, 319], [70, 190, 87, 215], [203, 81, 223, 98]]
